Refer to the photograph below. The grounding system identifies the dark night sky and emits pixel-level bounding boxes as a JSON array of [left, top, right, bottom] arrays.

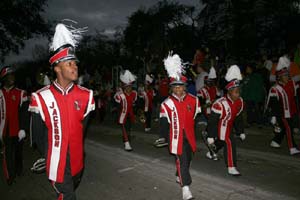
[[4, 0, 200, 64]]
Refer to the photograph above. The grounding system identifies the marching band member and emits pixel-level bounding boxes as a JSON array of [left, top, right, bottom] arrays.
[[114, 70, 137, 151], [29, 22, 95, 199], [197, 67, 220, 160], [207, 65, 245, 176], [267, 56, 300, 155], [139, 74, 156, 132], [160, 53, 201, 200], [0, 66, 29, 185]]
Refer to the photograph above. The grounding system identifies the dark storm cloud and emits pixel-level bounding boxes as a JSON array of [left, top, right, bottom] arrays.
[[4, 0, 199, 63], [46, 0, 157, 31], [46, 0, 198, 32]]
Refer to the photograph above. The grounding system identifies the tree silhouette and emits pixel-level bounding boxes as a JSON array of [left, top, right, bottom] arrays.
[[199, 0, 300, 59], [0, 0, 50, 60], [123, 0, 201, 74]]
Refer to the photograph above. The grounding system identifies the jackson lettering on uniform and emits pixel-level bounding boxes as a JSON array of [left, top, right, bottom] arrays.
[[52, 107, 60, 148]]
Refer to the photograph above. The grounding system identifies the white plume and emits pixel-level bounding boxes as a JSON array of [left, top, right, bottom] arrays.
[[225, 65, 242, 81], [145, 74, 153, 84], [163, 52, 183, 80], [276, 56, 290, 71], [49, 23, 88, 51], [120, 70, 136, 84], [208, 67, 217, 79]]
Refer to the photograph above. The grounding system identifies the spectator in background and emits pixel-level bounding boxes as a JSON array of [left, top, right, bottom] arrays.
[[82, 69, 91, 87], [186, 77, 196, 95], [269, 55, 279, 83], [192, 49, 205, 66], [257, 56, 271, 92], [195, 64, 208, 92], [94, 83, 106, 123], [158, 72, 169, 102], [153, 71, 169, 122], [241, 64, 266, 127], [294, 43, 300, 66], [153, 71, 170, 148], [262, 54, 273, 71], [288, 53, 300, 83], [185, 63, 198, 96]]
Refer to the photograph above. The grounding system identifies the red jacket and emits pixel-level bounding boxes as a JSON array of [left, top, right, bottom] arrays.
[[160, 93, 201, 155], [211, 95, 244, 140], [266, 80, 298, 118], [29, 81, 95, 182], [0, 87, 28, 139], [114, 89, 137, 124], [197, 86, 220, 116], [140, 89, 156, 112]]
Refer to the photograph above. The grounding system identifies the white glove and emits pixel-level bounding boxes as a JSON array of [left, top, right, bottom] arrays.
[[239, 133, 246, 141], [270, 116, 276, 125], [18, 130, 26, 141], [207, 137, 215, 145]]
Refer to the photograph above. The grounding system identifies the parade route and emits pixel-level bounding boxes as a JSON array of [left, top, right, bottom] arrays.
[[1, 121, 300, 200]]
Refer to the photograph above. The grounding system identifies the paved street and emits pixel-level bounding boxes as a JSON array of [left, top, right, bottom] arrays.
[[1, 118, 300, 200]]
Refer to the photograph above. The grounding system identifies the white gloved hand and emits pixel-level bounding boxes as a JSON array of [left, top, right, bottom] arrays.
[[205, 99, 211, 105], [270, 116, 276, 125], [239, 133, 246, 141], [207, 137, 215, 145], [18, 130, 26, 141]]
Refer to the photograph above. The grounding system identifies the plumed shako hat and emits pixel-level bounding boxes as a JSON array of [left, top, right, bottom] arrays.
[[163, 52, 187, 86], [49, 22, 87, 67], [225, 65, 242, 90]]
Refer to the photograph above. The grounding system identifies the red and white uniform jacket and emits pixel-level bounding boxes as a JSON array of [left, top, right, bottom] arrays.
[[160, 93, 201, 155], [114, 89, 137, 124], [0, 87, 28, 140], [266, 80, 298, 118], [209, 95, 244, 140], [197, 86, 220, 116], [29, 81, 95, 183], [140, 89, 156, 112]]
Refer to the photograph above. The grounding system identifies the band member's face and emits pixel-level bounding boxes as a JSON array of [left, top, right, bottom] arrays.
[[124, 85, 132, 94], [145, 84, 151, 90], [206, 80, 214, 87], [55, 60, 78, 82], [172, 85, 185, 98], [4, 74, 15, 88], [279, 75, 289, 84], [228, 87, 240, 101]]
